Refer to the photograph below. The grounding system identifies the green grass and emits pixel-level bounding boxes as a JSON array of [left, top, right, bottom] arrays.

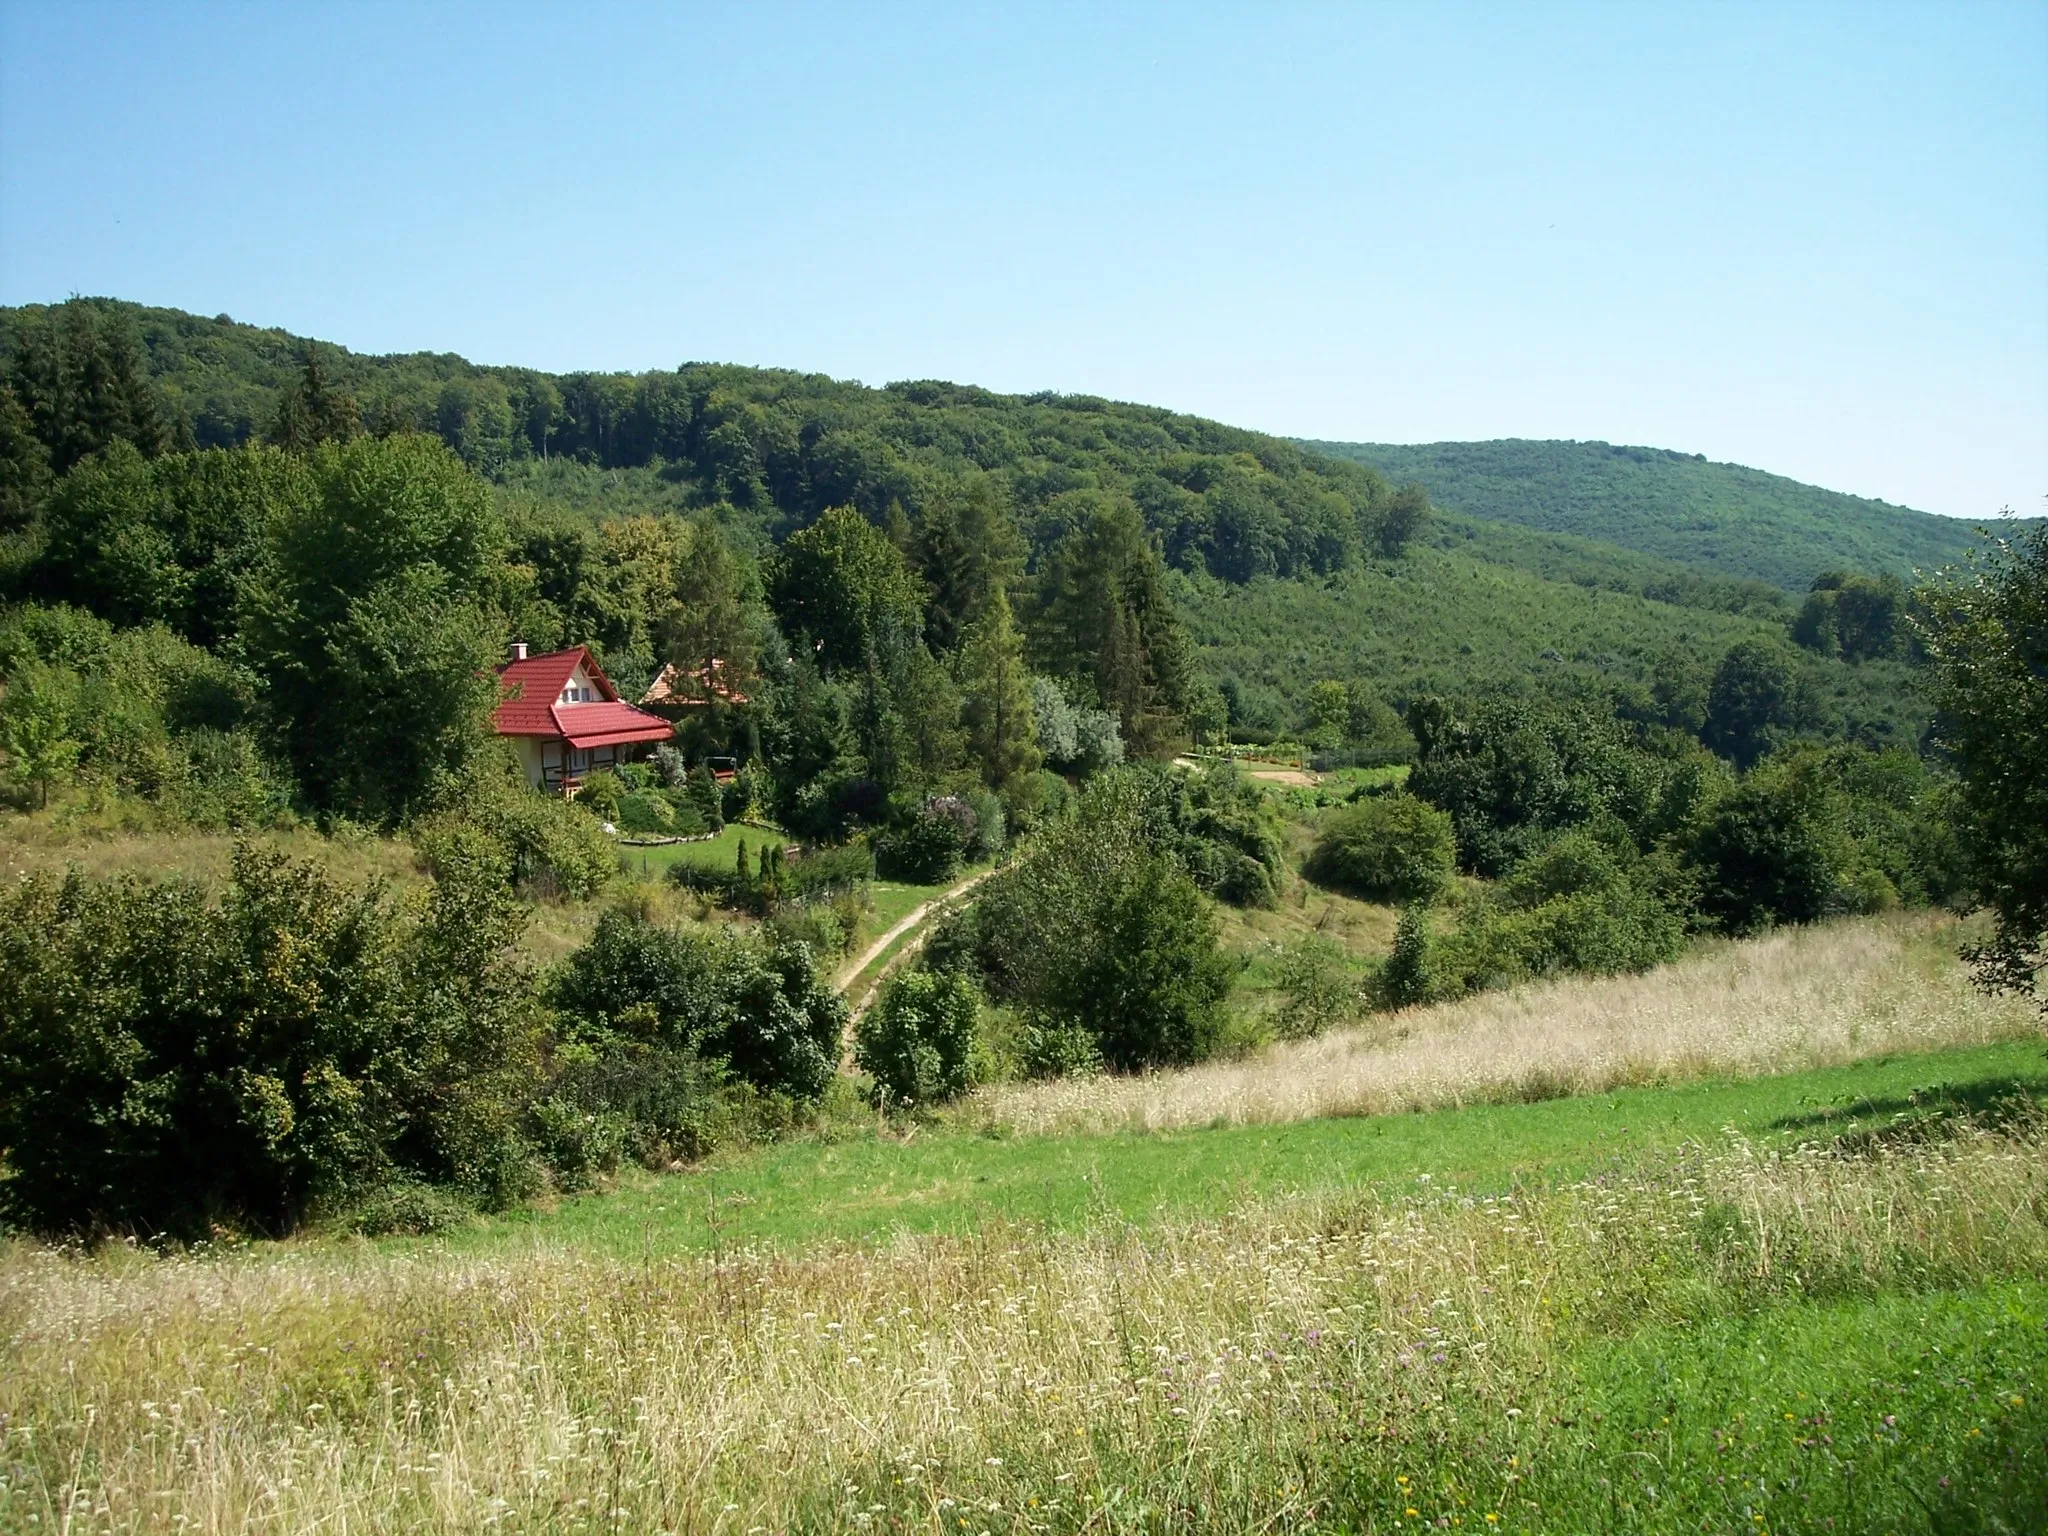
[[424, 1040, 2047, 1259], [866, 876, 946, 933], [616, 822, 784, 878], [1323, 1280, 2048, 1534], [839, 868, 988, 988]]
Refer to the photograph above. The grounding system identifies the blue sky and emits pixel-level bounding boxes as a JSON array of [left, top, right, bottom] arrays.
[[2, 2, 2043, 519]]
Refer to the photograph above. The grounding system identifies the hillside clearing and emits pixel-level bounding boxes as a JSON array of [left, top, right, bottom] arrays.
[[425, 1041, 2045, 1258], [983, 912, 2036, 1137]]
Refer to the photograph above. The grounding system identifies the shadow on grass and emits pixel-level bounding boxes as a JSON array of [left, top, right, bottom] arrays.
[[1771, 1073, 2048, 1154]]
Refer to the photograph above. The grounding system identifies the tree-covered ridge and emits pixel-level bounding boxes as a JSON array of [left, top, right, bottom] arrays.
[[0, 298, 1419, 586], [1304, 437, 2008, 592]]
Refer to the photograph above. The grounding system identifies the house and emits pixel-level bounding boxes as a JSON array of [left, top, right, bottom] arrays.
[[494, 644, 674, 792], [638, 658, 750, 717]]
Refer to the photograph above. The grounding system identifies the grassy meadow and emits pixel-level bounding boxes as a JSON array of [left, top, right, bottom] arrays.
[[3, 912, 2045, 1534]]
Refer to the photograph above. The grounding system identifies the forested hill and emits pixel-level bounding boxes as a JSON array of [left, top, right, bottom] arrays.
[[1303, 438, 1994, 592], [0, 298, 1421, 583], [0, 296, 1955, 747]]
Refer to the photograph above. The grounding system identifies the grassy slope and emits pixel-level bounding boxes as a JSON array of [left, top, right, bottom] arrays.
[[1307, 437, 2001, 590], [429, 1040, 2046, 1257]]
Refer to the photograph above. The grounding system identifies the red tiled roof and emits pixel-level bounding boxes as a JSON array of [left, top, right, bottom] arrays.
[[554, 701, 675, 749], [494, 646, 671, 746], [495, 648, 587, 734]]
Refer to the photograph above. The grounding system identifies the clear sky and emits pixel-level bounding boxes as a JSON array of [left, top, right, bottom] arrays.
[[2, 2, 2043, 519]]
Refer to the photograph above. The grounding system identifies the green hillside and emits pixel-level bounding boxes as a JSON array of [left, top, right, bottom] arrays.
[[0, 298, 1421, 584], [1305, 437, 1998, 591], [1178, 524, 1924, 747], [0, 299, 1931, 742]]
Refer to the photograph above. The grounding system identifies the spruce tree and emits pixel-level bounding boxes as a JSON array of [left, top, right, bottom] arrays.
[[958, 585, 1041, 792], [266, 345, 362, 452], [0, 386, 51, 533]]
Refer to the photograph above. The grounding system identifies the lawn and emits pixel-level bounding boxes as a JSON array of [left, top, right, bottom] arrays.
[[615, 821, 785, 879], [428, 1039, 2048, 1258]]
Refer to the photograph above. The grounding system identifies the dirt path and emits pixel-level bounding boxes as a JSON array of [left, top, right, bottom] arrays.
[[836, 867, 995, 1021]]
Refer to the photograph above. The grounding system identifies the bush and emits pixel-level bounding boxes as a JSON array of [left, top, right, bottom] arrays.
[[548, 909, 846, 1101], [0, 844, 538, 1237], [547, 1046, 722, 1169], [855, 969, 981, 1107], [960, 786, 1007, 861], [341, 1180, 476, 1238], [1681, 755, 1861, 934], [1307, 792, 1456, 903], [781, 840, 875, 899], [1417, 835, 1688, 1001], [418, 759, 618, 900], [688, 764, 725, 833], [874, 804, 967, 883], [950, 772, 1235, 1072], [614, 786, 688, 835], [1004, 768, 1074, 834], [578, 769, 625, 822], [765, 902, 849, 960], [1273, 934, 1354, 1038], [1374, 905, 1437, 1009]]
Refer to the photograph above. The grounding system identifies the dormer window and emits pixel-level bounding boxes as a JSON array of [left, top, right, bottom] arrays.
[[559, 685, 593, 704]]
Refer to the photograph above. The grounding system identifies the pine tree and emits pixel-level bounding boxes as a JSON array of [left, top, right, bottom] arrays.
[[1029, 501, 1193, 757], [914, 474, 1024, 651], [958, 585, 1041, 791], [0, 385, 52, 532], [5, 301, 173, 473], [266, 345, 362, 452]]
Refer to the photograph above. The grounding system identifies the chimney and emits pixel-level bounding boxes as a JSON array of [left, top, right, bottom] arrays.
[[510, 641, 528, 662]]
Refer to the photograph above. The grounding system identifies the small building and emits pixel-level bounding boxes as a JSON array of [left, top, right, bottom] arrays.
[[638, 658, 750, 717], [494, 644, 674, 792]]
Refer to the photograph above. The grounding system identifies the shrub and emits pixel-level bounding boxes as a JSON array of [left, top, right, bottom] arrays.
[[781, 841, 875, 900], [418, 761, 617, 900], [547, 1046, 723, 1169], [855, 969, 981, 1107], [1004, 767, 1074, 834], [1273, 934, 1354, 1038], [766, 902, 849, 960], [527, 1096, 628, 1191], [960, 786, 1007, 861], [615, 790, 678, 835], [1374, 905, 1437, 1009], [1681, 755, 1861, 934], [688, 764, 725, 833], [1307, 792, 1456, 903], [0, 844, 538, 1237], [874, 804, 967, 883], [954, 772, 1234, 1072], [548, 909, 845, 1101], [341, 1180, 475, 1238], [578, 769, 625, 823]]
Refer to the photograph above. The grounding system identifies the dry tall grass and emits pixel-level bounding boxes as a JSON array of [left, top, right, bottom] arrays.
[[2, 1125, 2041, 1534], [0, 817, 424, 892], [979, 914, 2039, 1137]]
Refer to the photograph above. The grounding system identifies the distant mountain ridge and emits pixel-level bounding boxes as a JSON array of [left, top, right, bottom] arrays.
[[1303, 438, 2004, 592]]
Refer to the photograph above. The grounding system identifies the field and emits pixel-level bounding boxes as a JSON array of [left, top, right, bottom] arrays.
[[3, 914, 2044, 1534]]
